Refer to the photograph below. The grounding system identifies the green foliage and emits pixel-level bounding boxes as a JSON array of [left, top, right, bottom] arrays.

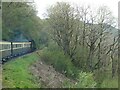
[[101, 77, 118, 88], [93, 69, 118, 88], [2, 2, 45, 49], [75, 72, 96, 88], [38, 31, 49, 49], [40, 42, 79, 79], [73, 45, 89, 71], [0, 15, 1, 39], [63, 72, 96, 88], [3, 52, 41, 88]]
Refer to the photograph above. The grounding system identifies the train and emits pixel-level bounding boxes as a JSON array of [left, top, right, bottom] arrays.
[[0, 40, 34, 63]]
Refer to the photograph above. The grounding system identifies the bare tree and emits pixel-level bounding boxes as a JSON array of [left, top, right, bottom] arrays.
[[47, 3, 118, 76], [47, 2, 79, 61]]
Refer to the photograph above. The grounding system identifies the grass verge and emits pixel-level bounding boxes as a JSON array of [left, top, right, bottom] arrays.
[[2, 52, 40, 88]]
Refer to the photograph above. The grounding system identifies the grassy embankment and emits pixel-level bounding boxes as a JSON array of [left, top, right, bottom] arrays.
[[3, 52, 41, 88]]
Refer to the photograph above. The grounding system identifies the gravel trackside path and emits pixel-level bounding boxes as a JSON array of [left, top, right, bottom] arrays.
[[30, 58, 75, 88]]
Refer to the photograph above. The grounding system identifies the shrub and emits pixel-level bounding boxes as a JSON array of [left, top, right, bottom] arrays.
[[100, 76, 118, 88], [63, 72, 97, 88], [75, 72, 96, 88], [40, 42, 79, 79]]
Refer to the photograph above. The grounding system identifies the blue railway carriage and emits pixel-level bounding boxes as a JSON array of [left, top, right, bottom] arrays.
[[12, 42, 31, 56], [0, 41, 11, 61], [0, 41, 32, 61]]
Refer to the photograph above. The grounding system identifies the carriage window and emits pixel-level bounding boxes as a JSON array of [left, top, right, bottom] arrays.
[[16, 44, 21, 47], [19, 44, 22, 47], [24, 44, 26, 47], [0, 44, 2, 50], [13, 44, 16, 48], [24, 44, 27, 47], [24, 44, 30, 47], [2, 44, 11, 50]]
